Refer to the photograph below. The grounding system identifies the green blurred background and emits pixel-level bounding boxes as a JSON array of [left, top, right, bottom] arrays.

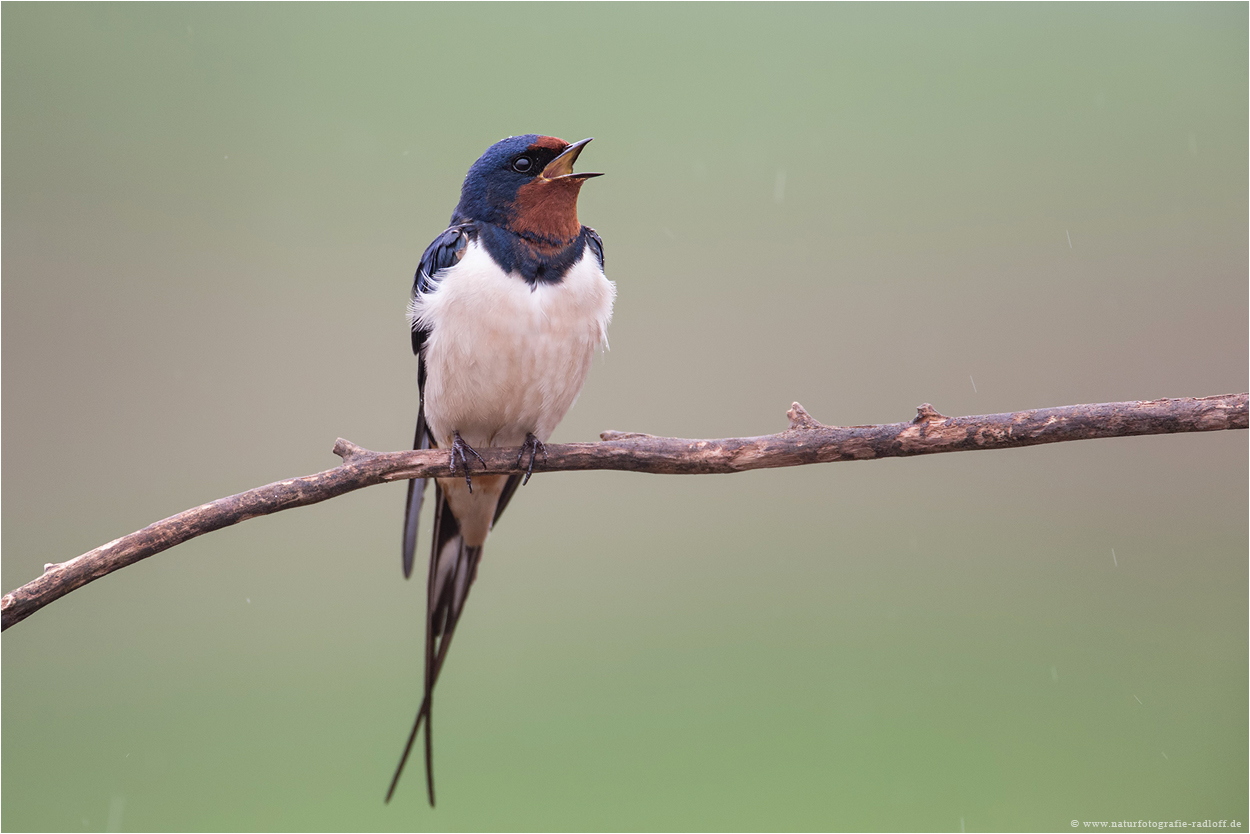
[[3, 4, 1246, 831]]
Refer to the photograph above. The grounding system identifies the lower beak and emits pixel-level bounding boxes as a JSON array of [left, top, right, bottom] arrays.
[[542, 137, 604, 180]]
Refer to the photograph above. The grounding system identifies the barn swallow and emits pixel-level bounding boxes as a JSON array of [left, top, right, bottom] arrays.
[[388, 135, 614, 805]]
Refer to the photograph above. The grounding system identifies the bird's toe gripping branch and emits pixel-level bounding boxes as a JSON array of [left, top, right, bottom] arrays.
[[449, 431, 486, 492], [517, 433, 549, 485]]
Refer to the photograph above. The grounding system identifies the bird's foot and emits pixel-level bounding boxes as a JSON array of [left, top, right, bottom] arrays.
[[449, 431, 486, 492], [516, 433, 548, 486]]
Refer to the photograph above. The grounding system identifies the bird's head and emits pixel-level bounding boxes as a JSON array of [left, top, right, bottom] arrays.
[[454, 135, 602, 243]]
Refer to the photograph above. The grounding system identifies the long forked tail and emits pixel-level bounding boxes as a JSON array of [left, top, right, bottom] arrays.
[[387, 484, 482, 806]]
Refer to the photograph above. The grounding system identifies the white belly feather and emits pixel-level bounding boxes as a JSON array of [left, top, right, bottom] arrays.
[[411, 238, 614, 449], [408, 238, 614, 544]]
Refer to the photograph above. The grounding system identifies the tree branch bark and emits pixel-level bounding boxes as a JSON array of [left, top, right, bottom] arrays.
[[3, 393, 1244, 631]]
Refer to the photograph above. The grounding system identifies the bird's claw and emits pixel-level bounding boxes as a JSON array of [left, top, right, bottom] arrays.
[[517, 433, 548, 486], [449, 431, 485, 492]]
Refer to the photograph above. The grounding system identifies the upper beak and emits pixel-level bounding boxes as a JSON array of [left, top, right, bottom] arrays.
[[541, 137, 603, 180]]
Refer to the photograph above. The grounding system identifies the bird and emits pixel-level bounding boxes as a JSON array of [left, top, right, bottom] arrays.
[[387, 135, 615, 806]]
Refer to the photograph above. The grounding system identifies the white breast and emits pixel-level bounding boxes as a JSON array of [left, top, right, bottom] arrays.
[[409, 238, 615, 451]]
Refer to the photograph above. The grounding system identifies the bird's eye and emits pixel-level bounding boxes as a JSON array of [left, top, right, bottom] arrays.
[[512, 156, 533, 173]]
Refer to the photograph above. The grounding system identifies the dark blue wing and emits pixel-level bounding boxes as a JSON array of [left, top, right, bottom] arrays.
[[585, 225, 605, 271], [411, 224, 473, 359], [403, 224, 474, 579]]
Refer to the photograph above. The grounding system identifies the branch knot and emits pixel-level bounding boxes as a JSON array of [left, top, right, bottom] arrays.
[[913, 403, 947, 423], [333, 438, 374, 465], [787, 402, 825, 431]]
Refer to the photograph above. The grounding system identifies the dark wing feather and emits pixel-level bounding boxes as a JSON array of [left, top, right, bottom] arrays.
[[491, 473, 524, 526], [401, 224, 473, 578], [585, 225, 605, 270], [400, 419, 430, 578]]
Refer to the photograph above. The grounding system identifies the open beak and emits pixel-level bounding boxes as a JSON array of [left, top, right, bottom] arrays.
[[541, 137, 603, 180]]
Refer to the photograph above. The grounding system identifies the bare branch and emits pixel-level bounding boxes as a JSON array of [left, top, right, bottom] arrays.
[[3, 393, 1244, 631]]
